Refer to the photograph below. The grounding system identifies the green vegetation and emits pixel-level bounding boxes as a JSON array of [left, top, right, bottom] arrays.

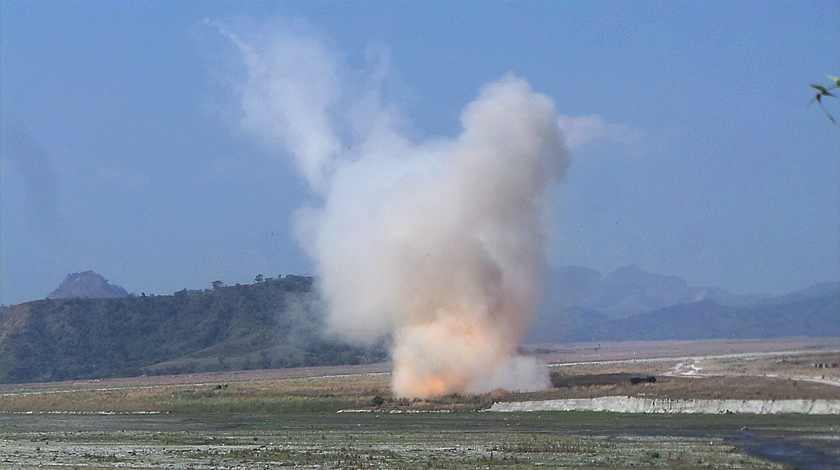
[[0, 275, 387, 383]]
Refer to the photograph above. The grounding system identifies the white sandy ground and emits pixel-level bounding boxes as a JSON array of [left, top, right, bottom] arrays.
[[488, 397, 840, 414], [549, 348, 840, 371], [667, 358, 840, 389], [490, 348, 840, 414], [551, 349, 840, 388]]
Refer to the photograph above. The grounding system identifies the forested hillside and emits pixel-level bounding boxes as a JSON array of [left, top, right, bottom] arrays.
[[0, 276, 386, 383]]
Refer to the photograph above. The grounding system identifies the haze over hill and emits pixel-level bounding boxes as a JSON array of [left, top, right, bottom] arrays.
[[543, 265, 767, 319], [531, 265, 839, 343], [47, 271, 130, 300]]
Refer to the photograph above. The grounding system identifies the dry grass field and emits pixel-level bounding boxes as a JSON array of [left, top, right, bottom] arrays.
[[3, 337, 837, 413], [2, 338, 838, 469]]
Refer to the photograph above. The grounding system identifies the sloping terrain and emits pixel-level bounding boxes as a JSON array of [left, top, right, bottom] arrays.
[[47, 271, 130, 299], [603, 294, 839, 341], [543, 265, 770, 319], [530, 280, 839, 343], [0, 276, 386, 383]]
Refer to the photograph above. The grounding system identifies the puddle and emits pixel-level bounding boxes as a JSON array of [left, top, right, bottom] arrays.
[[730, 431, 839, 470]]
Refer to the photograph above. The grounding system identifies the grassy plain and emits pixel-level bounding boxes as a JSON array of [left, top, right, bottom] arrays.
[[2, 338, 838, 469]]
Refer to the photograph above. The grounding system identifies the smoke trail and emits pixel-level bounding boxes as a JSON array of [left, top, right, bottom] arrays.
[[0, 122, 65, 245], [217, 22, 567, 397]]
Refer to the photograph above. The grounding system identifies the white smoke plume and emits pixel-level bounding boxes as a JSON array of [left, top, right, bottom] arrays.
[[557, 114, 650, 157], [216, 21, 568, 397]]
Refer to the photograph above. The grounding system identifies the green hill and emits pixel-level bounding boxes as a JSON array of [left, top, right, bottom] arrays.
[[0, 276, 386, 384]]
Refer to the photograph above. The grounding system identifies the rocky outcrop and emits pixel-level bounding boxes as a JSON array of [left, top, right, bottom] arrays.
[[47, 271, 129, 299], [489, 396, 840, 414]]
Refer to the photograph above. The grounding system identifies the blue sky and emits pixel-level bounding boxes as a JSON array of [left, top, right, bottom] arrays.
[[1, 1, 838, 305]]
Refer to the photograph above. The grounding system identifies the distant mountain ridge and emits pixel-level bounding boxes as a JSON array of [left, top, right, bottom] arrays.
[[47, 271, 129, 299], [530, 265, 839, 343], [543, 264, 768, 319]]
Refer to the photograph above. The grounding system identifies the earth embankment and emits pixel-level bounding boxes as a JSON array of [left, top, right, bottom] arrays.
[[489, 396, 840, 414]]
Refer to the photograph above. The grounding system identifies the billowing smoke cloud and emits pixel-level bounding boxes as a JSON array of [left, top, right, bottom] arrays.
[[216, 21, 567, 397]]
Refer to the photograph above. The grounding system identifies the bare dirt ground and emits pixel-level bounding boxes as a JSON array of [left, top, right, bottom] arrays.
[[527, 337, 838, 368], [0, 362, 392, 395], [3, 337, 839, 469], [541, 337, 840, 397], [4, 337, 835, 396], [3, 411, 838, 469]]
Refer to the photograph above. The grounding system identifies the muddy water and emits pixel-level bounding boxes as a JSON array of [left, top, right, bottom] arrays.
[[730, 431, 840, 470]]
